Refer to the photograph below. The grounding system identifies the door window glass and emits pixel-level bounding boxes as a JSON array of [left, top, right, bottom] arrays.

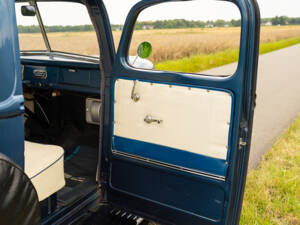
[[127, 0, 241, 76]]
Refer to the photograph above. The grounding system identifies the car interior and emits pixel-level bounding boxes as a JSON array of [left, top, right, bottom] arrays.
[[16, 0, 103, 218], [22, 57, 101, 208]]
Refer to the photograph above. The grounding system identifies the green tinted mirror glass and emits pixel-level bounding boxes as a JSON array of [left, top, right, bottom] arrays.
[[137, 41, 152, 59], [21, 5, 36, 16]]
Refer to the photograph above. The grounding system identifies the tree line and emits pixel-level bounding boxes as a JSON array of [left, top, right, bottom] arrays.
[[18, 16, 300, 33], [18, 25, 95, 33]]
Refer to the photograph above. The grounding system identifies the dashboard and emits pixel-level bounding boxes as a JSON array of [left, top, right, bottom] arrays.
[[21, 55, 101, 95]]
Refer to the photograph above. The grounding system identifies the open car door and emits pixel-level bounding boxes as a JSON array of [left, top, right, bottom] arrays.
[[0, 0, 24, 169], [100, 0, 260, 224]]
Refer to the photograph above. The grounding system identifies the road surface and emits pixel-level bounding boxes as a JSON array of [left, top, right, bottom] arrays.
[[204, 44, 300, 170]]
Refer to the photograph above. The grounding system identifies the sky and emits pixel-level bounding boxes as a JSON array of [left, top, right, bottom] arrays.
[[16, 0, 300, 26]]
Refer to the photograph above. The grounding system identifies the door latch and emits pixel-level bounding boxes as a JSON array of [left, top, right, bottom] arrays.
[[144, 115, 163, 124]]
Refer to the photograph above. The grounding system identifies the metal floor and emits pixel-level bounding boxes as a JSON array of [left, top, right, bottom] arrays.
[[74, 205, 147, 225]]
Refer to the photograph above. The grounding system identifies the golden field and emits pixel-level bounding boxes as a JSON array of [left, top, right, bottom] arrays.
[[19, 25, 300, 63]]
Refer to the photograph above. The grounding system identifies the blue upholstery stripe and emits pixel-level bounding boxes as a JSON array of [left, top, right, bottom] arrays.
[[112, 136, 228, 177], [29, 153, 64, 180]]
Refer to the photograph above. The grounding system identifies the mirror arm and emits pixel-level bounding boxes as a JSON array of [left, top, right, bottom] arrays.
[[30, 1, 51, 54], [132, 55, 138, 65]]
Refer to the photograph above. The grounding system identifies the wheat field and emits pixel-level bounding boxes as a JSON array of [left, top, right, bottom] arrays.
[[19, 25, 300, 63]]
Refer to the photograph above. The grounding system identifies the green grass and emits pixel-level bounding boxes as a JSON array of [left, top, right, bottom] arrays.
[[155, 36, 300, 73], [148, 116, 300, 225], [241, 115, 300, 225]]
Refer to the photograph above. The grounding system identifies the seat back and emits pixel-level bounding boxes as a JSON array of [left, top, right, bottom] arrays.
[[0, 153, 41, 225]]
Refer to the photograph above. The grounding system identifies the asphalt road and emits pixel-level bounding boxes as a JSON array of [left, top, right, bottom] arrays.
[[204, 44, 300, 170]]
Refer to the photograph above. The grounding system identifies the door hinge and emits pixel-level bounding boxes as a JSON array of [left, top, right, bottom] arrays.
[[239, 138, 247, 150]]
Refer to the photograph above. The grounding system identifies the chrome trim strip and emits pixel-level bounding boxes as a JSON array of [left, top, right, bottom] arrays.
[[112, 150, 226, 181], [20, 51, 99, 64]]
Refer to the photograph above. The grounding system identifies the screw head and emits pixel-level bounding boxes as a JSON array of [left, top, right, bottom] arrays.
[[132, 94, 140, 102]]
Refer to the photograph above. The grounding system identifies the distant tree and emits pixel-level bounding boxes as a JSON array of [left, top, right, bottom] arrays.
[[17, 16, 300, 34], [289, 17, 300, 25], [214, 19, 226, 27], [230, 19, 241, 27], [271, 16, 289, 25]]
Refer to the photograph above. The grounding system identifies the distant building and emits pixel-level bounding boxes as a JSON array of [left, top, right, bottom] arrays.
[[111, 25, 123, 31], [142, 25, 154, 30], [262, 21, 272, 26], [205, 24, 214, 28]]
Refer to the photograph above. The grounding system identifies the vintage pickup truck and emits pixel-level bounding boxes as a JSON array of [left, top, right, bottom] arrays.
[[0, 0, 260, 224]]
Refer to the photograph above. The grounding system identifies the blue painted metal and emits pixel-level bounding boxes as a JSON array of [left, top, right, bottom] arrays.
[[41, 189, 99, 225], [100, 0, 261, 224], [22, 64, 101, 94], [110, 159, 226, 222], [0, 0, 25, 168], [112, 136, 228, 177]]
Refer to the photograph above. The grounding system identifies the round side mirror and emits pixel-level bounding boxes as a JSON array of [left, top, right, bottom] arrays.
[[137, 41, 152, 59], [21, 5, 36, 17]]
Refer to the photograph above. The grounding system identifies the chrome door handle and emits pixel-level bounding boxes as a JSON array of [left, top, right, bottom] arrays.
[[144, 115, 163, 124]]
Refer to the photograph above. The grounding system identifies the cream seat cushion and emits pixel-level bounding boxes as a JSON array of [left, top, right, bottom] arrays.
[[24, 141, 65, 201]]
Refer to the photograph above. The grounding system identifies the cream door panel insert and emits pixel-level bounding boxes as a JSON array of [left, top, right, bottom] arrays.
[[113, 79, 232, 160]]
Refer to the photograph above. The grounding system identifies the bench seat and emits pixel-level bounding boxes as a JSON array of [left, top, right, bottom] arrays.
[[24, 141, 65, 201]]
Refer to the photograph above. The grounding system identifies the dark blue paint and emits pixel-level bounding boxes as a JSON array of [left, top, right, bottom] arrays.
[[23, 64, 101, 94], [110, 159, 225, 222], [101, 0, 260, 224], [112, 136, 228, 177], [0, 95, 24, 118], [0, 0, 24, 168], [23, 65, 59, 85], [41, 189, 99, 225], [0, 116, 25, 168]]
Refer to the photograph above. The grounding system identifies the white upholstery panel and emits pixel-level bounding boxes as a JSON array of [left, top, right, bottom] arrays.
[[113, 79, 232, 160], [25, 141, 65, 201]]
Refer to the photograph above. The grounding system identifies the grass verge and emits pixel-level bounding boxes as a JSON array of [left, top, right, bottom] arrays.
[[241, 115, 300, 225], [155, 36, 300, 73]]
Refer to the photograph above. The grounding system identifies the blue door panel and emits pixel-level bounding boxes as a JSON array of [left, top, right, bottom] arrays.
[[112, 136, 228, 177], [0, 0, 24, 168], [0, 95, 24, 118], [101, 0, 260, 224], [110, 160, 225, 222], [0, 116, 24, 168], [0, 2, 16, 102]]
